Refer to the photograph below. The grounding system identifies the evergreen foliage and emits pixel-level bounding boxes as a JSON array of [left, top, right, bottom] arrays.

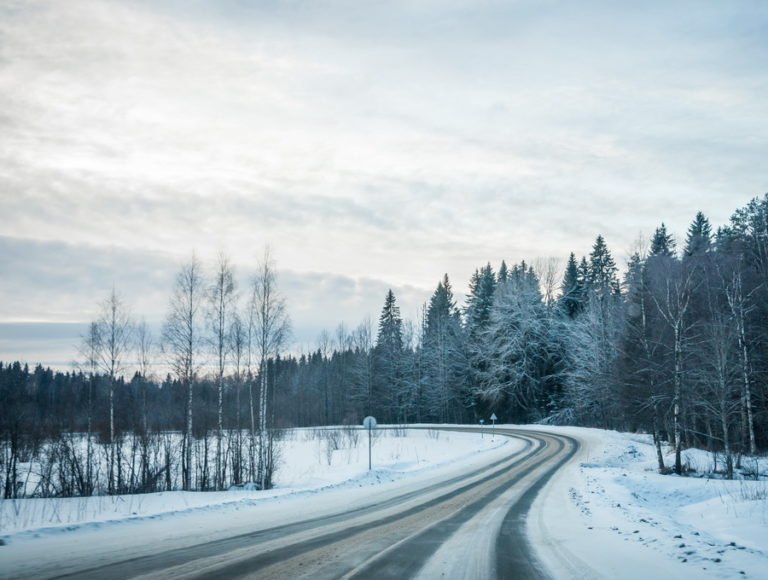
[[684, 212, 712, 256], [559, 252, 582, 318], [587, 235, 620, 298], [650, 222, 676, 257], [373, 289, 404, 422]]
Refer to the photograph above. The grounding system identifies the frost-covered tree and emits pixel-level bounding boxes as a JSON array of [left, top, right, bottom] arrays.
[[561, 290, 623, 428], [558, 238, 624, 428], [464, 263, 496, 396], [478, 262, 559, 421], [422, 275, 466, 422], [351, 318, 375, 415], [465, 264, 496, 332], [497, 260, 509, 284], [534, 257, 562, 307]]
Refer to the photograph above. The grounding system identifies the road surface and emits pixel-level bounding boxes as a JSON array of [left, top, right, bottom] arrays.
[[4, 428, 578, 580]]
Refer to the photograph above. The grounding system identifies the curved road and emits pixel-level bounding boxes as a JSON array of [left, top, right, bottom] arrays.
[[7, 428, 578, 580]]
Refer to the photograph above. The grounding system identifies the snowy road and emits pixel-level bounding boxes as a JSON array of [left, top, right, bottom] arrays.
[[2, 428, 578, 580]]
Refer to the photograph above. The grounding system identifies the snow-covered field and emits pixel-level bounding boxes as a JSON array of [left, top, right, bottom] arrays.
[[526, 425, 768, 579], [0, 426, 509, 540]]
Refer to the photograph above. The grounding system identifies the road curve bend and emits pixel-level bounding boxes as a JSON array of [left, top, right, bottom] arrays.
[[7, 428, 578, 580]]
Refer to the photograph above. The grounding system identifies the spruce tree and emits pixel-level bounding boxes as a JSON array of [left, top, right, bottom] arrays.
[[463, 263, 497, 410], [650, 223, 676, 257], [480, 260, 552, 421], [578, 256, 590, 292], [497, 260, 509, 285], [376, 289, 403, 353], [374, 289, 403, 421], [684, 212, 712, 256], [465, 263, 496, 336], [588, 235, 620, 297], [423, 275, 464, 421], [559, 252, 582, 318]]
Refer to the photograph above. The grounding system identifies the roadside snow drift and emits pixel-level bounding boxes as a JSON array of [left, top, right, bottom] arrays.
[[526, 425, 768, 580]]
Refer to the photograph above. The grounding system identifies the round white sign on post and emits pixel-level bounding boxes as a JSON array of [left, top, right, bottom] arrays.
[[363, 416, 377, 429]]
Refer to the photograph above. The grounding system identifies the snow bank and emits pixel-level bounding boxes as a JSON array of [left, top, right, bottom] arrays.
[[525, 425, 768, 580]]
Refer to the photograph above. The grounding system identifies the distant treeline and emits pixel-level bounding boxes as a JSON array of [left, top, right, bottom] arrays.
[[3, 193, 768, 498]]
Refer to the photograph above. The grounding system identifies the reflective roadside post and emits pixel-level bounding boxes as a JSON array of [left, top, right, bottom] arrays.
[[363, 416, 377, 470], [490, 413, 497, 441], [479, 419, 485, 439]]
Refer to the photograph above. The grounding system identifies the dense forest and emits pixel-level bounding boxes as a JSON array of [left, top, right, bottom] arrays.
[[3, 194, 768, 498]]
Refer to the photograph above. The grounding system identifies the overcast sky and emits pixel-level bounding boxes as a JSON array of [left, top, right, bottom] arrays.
[[1, 0, 766, 367]]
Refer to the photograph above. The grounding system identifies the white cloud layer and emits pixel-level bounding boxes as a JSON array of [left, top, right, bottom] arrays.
[[0, 0, 766, 363]]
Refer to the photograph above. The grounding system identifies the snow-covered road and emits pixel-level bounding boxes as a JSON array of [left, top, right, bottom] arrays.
[[0, 428, 576, 579]]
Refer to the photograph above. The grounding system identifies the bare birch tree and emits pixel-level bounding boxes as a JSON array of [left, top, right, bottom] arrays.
[[135, 319, 154, 434], [77, 322, 100, 495], [135, 319, 154, 489], [696, 306, 739, 479], [248, 248, 290, 490], [723, 266, 757, 455], [318, 330, 332, 424], [93, 288, 133, 494], [649, 258, 696, 475], [162, 255, 205, 491], [229, 312, 247, 484], [352, 318, 375, 414], [534, 257, 563, 307], [206, 253, 236, 490]]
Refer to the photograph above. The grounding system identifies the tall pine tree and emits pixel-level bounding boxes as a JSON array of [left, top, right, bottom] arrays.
[[423, 275, 466, 422], [497, 260, 509, 284], [465, 263, 496, 335], [374, 290, 403, 422], [684, 212, 712, 257], [587, 235, 620, 298], [559, 252, 582, 318], [650, 223, 676, 257]]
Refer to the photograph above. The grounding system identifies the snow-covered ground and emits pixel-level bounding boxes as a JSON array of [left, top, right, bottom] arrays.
[[2, 424, 766, 580], [526, 425, 768, 580], [0, 426, 510, 540]]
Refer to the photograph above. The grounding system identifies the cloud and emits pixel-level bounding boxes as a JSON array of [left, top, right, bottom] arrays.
[[0, 0, 766, 364], [0, 322, 88, 369], [0, 236, 437, 365]]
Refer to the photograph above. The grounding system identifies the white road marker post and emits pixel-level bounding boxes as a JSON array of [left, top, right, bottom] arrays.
[[479, 419, 485, 439], [363, 416, 377, 471], [490, 413, 497, 441]]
